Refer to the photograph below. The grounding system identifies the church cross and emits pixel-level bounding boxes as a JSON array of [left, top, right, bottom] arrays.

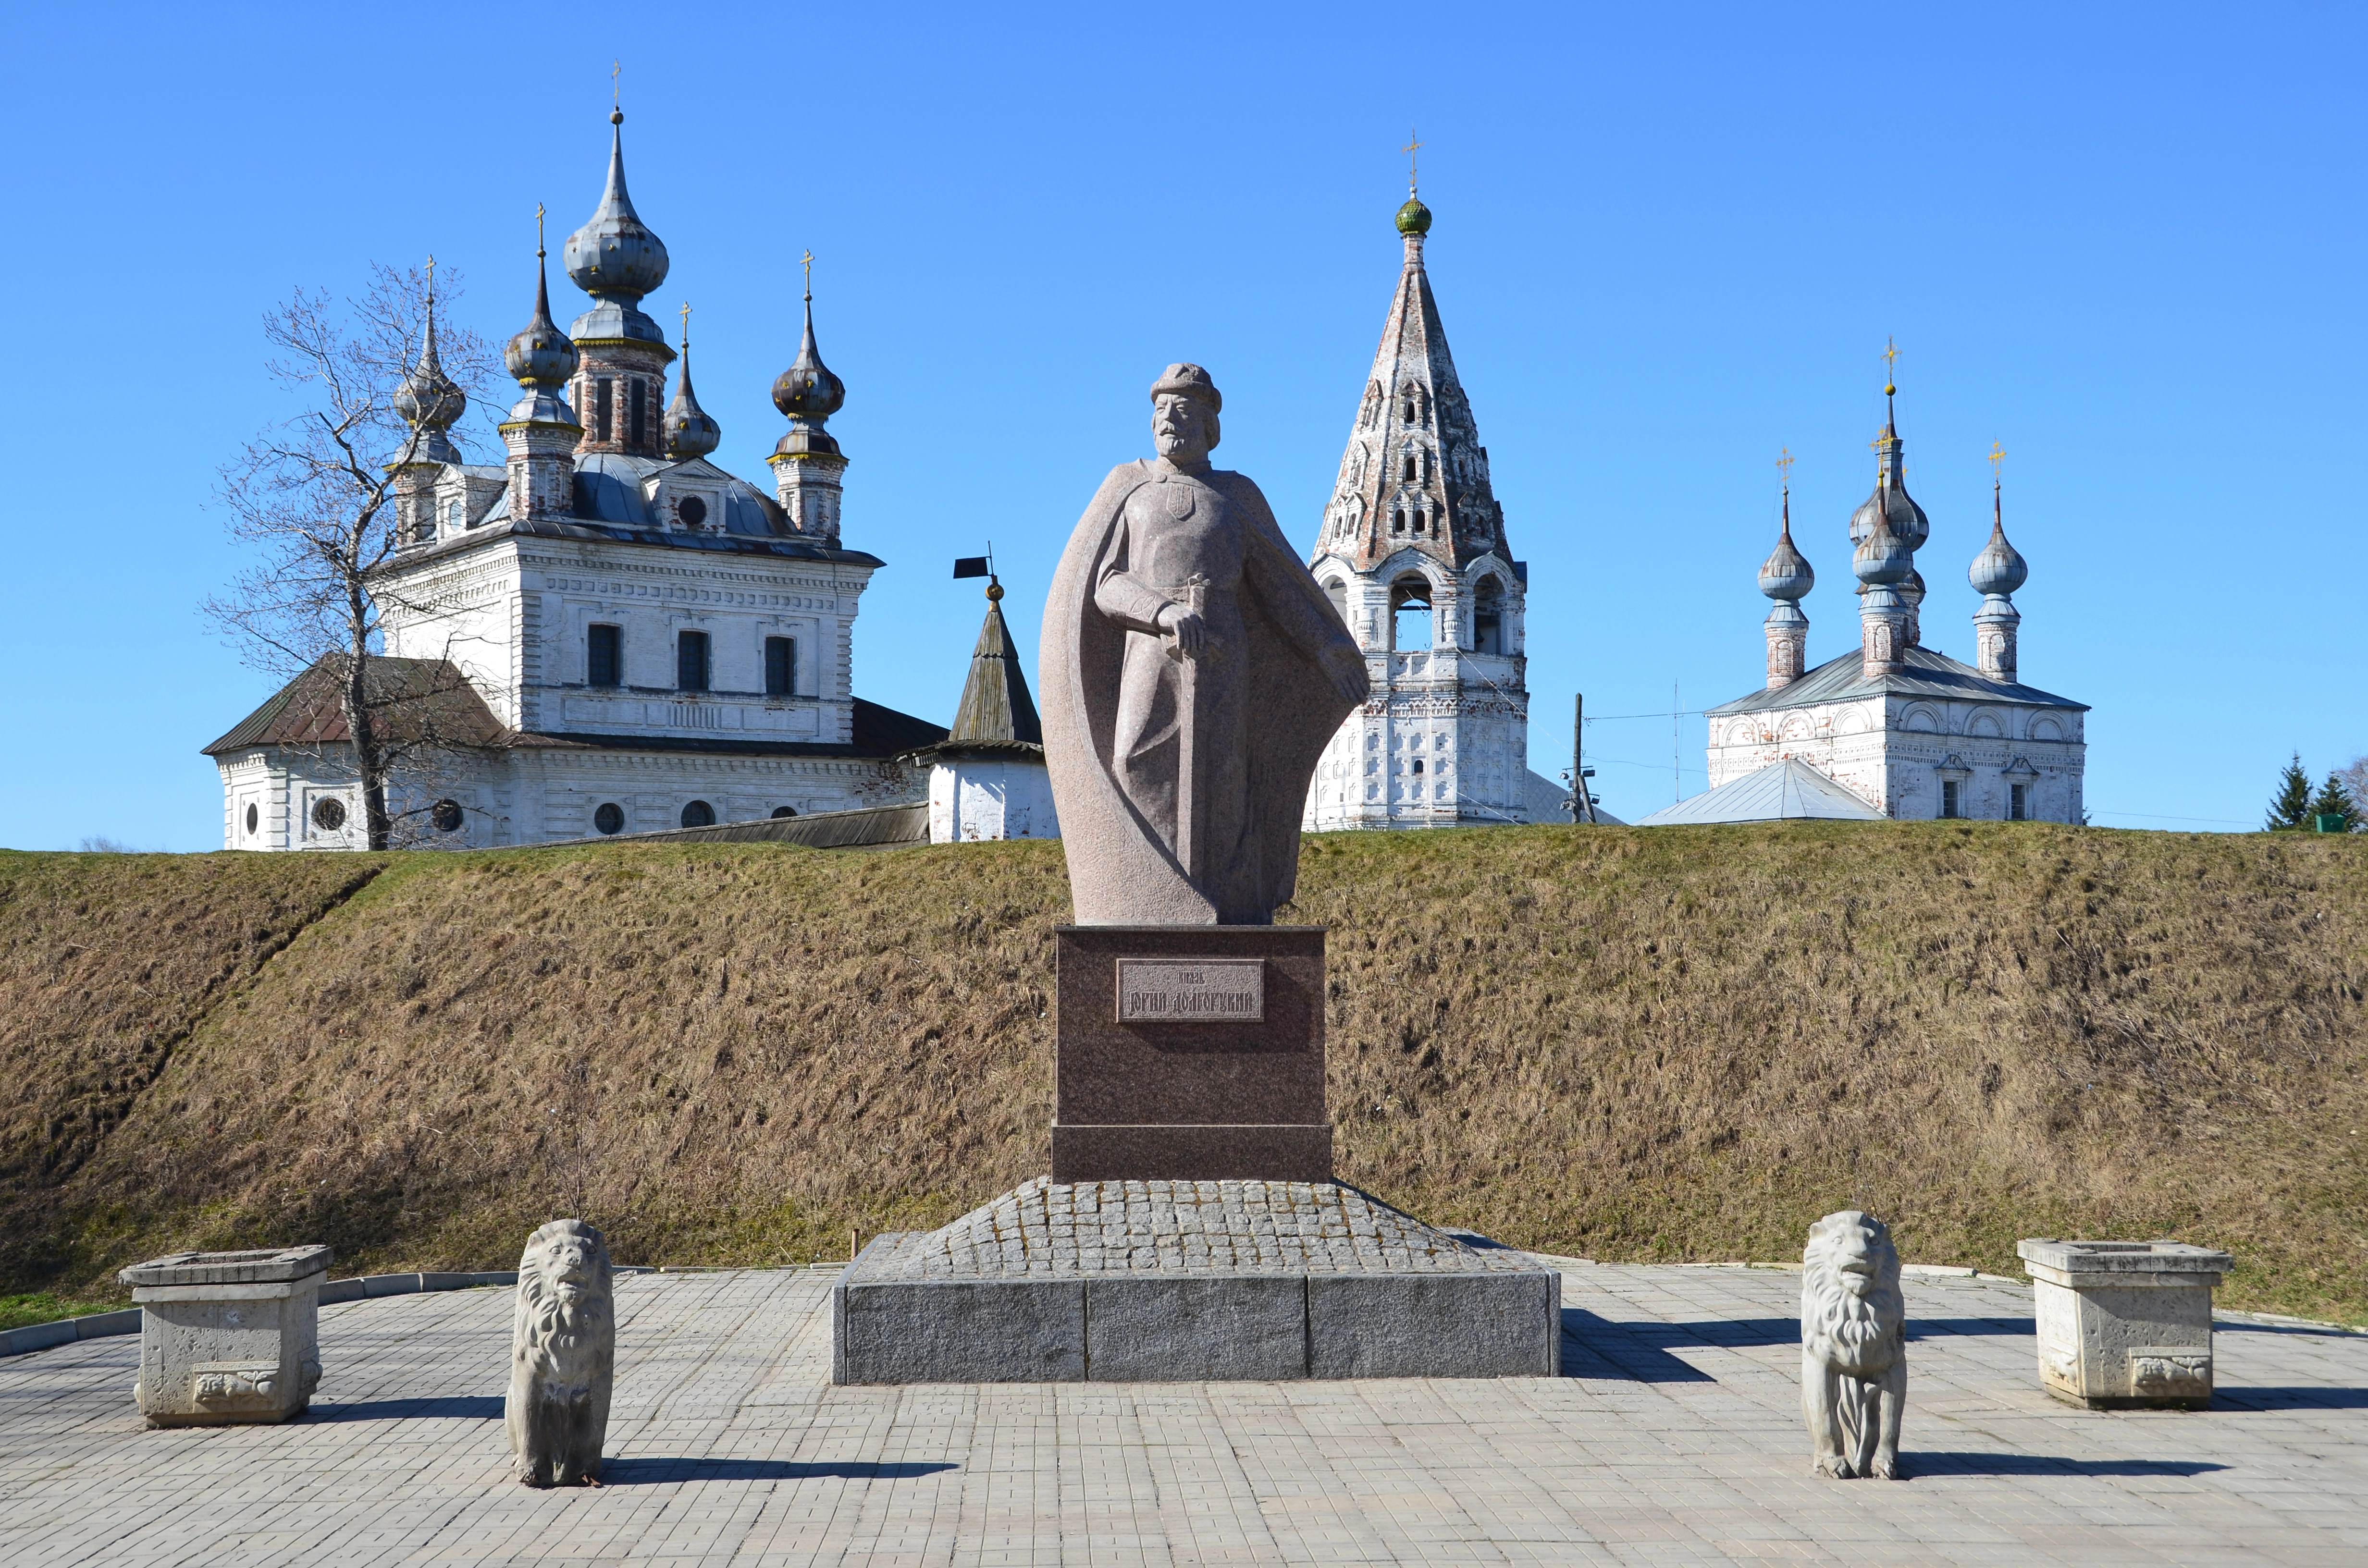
[[1403, 129, 1424, 194], [424, 253, 435, 306], [801, 249, 814, 301], [612, 60, 621, 109], [1990, 440, 2006, 480], [1776, 446, 1794, 487], [1882, 337, 1899, 378], [680, 300, 692, 336], [534, 202, 545, 256]]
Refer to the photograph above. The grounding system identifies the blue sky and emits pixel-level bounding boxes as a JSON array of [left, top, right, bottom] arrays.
[[2, 3, 2359, 846]]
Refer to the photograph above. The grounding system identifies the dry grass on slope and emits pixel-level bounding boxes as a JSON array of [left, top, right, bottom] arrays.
[[15, 824, 2368, 1324], [0, 850, 383, 1294]]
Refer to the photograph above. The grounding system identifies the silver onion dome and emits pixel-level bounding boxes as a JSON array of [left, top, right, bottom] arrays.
[[1970, 489, 2029, 597], [504, 250, 580, 388], [1852, 483, 1913, 586], [664, 337, 721, 460], [1757, 497, 1814, 601], [771, 292, 846, 425], [394, 309, 464, 433], [564, 111, 670, 309]]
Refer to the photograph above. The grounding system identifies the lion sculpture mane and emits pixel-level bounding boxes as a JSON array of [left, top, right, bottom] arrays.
[[1800, 1210, 1906, 1480], [506, 1218, 616, 1487]]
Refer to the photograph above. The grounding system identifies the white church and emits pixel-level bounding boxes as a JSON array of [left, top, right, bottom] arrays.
[[1641, 378, 2087, 827], [206, 109, 945, 849], [1301, 186, 1570, 831]]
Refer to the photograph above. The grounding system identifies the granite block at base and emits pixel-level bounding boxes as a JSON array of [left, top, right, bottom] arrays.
[[832, 1178, 1559, 1384], [2018, 1239, 2231, 1408]]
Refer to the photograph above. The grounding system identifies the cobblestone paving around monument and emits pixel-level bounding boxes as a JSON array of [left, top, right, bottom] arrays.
[[3, 1262, 2363, 1566], [874, 1179, 1543, 1279]]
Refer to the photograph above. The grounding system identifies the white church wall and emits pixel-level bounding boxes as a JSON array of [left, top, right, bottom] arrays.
[[928, 758, 1060, 843], [1706, 697, 2085, 823]]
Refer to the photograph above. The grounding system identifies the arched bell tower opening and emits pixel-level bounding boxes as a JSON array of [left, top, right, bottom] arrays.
[[1390, 576, 1434, 651]]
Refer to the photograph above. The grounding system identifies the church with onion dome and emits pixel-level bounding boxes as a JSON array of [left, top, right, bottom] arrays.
[[205, 106, 945, 850], [1641, 367, 2088, 827]]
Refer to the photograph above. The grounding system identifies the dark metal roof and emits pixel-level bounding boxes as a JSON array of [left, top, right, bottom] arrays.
[[1707, 643, 2087, 718], [202, 656, 507, 755], [518, 699, 945, 760]]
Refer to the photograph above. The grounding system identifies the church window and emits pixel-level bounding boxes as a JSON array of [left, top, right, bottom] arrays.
[[431, 799, 464, 834], [244, 803, 258, 835], [1403, 448, 1418, 481], [593, 379, 614, 443], [765, 636, 797, 697], [1412, 759, 1425, 775], [1323, 578, 1349, 631], [629, 380, 647, 449], [1473, 578, 1505, 654], [311, 796, 346, 832], [770, 806, 799, 819], [677, 630, 711, 692], [1390, 577, 1433, 651], [679, 496, 708, 528], [1393, 508, 1406, 533], [587, 625, 622, 688], [1941, 779, 1961, 819], [681, 799, 716, 828], [593, 802, 625, 835], [2010, 783, 2030, 821]]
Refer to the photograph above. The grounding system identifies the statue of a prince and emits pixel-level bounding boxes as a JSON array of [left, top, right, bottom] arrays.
[[1042, 364, 1369, 925]]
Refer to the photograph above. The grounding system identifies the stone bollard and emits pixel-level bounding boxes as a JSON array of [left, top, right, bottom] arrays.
[[1801, 1212, 1906, 1480], [118, 1246, 331, 1427], [506, 1220, 616, 1487], [2017, 1239, 2231, 1409]]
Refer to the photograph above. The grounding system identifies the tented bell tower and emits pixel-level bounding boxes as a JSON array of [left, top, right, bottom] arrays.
[[1304, 164, 1535, 830]]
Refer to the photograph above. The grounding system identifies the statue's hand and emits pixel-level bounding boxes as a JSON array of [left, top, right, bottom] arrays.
[[1157, 603, 1207, 660]]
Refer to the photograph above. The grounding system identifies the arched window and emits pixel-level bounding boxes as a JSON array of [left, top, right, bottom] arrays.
[[1393, 507, 1406, 533], [1323, 577, 1349, 630], [1402, 448, 1418, 481], [680, 800, 716, 828], [1473, 577, 1505, 654], [1390, 576, 1433, 651]]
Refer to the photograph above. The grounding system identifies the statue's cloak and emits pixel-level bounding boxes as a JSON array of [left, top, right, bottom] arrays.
[[1041, 459, 1366, 925]]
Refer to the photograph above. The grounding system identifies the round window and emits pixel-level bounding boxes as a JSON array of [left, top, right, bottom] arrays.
[[431, 799, 464, 834], [244, 803, 259, 835], [593, 803, 625, 835], [678, 496, 708, 528], [680, 800, 716, 828], [769, 806, 799, 819], [311, 796, 346, 832]]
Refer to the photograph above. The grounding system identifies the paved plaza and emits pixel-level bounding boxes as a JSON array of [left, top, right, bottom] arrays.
[[3, 1259, 2364, 1566]]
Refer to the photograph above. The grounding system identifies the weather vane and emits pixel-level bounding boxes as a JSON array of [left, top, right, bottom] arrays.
[[1403, 128, 1423, 195]]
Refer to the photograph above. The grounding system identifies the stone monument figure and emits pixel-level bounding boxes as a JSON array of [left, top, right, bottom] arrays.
[[506, 1218, 616, 1487], [1042, 364, 1368, 925]]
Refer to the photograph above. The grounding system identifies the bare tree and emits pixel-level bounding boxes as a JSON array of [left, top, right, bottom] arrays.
[[205, 264, 497, 849]]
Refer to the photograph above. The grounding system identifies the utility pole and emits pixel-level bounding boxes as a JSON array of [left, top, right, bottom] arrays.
[[1673, 680, 1681, 804], [1568, 692, 1598, 824]]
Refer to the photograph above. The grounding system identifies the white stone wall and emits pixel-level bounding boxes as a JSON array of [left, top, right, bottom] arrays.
[[379, 538, 874, 746], [928, 757, 1060, 843], [1706, 697, 2086, 823], [1303, 547, 1532, 831], [219, 741, 920, 849]]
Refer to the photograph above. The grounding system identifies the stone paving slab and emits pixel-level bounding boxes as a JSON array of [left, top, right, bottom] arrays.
[[2, 1262, 2364, 1566]]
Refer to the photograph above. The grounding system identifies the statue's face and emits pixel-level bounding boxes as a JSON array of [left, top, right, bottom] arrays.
[[543, 1234, 596, 1298], [1152, 393, 1211, 466]]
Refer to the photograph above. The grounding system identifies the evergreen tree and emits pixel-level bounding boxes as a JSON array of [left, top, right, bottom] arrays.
[[2266, 753, 2313, 831], [2307, 772, 2360, 833]]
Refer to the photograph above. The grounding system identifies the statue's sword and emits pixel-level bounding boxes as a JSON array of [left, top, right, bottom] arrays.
[[1167, 573, 1209, 881]]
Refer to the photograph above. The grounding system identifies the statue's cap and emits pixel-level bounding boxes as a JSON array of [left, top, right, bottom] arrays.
[[1150, 362, 1221, 412]]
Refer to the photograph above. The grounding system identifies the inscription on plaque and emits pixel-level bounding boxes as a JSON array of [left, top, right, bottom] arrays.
[[1115, 958, 1264, 1023]]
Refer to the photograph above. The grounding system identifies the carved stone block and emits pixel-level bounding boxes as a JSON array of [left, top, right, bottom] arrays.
[[2018, 1239, 2231, 1408], [118, 1246, 331, 1427]]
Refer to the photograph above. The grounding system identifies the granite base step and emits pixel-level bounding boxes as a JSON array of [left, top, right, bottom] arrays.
[[832, 1178, 1560, 1383]]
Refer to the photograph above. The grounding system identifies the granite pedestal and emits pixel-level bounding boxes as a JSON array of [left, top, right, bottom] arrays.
[[833, 1178, 1560, 1383], [119, 1245, 330, 1426]]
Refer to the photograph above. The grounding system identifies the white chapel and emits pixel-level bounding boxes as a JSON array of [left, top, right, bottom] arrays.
[[206, 109, 944, 849], [1302, 187, 1567, 830]]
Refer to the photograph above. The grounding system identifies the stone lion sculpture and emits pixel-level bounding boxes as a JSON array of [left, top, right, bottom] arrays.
[[1801, 1210, 1906, 1480], [505, 1218, 615, 1487]]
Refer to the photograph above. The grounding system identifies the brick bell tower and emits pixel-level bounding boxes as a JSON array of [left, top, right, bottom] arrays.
[[561, 104, 675, 459]]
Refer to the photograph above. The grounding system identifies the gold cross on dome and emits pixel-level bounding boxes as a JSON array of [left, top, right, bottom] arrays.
[[1882, 336, 1899, 376], [1776, 447, 1794, 486], [1403, 128, 1423, 193], [534, 202, 545, 253], [1990, 439, 2006, 479], [801, 249, 814, 299]]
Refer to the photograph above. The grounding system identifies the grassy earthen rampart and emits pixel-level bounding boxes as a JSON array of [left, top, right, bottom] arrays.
[[2, 823, 2362, 1325]]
